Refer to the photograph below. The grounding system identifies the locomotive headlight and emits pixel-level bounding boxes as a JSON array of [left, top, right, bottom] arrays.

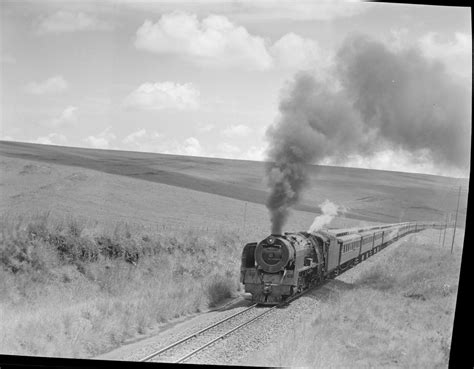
[[267, 236, 275, 245]]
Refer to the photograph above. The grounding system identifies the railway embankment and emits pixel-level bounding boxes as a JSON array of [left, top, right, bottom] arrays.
[[0, 213, 243, 358]]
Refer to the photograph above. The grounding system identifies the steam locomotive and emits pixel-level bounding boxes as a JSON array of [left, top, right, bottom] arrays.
[[240, 221, 440, 304]]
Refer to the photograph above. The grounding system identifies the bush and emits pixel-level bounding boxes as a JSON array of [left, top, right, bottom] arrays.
[[205, 273, 235, 307], [356, 265, 396, 291], [0, 231, 59, 275]]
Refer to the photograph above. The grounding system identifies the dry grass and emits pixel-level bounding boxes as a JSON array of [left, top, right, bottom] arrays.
[[0, 155, 368, 360], [205, 273, 237, 307], [1, 142, 468, 226], [0, 213, 243, 358], [246, 230, 463, 368]]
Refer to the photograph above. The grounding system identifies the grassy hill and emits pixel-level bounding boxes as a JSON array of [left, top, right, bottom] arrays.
[[0, 141, 468, 232]]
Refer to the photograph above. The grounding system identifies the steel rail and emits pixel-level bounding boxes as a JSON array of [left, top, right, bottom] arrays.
[[139, 303, 257, 362], [175, 305, 277, 363], [175, 285, 317, 363]]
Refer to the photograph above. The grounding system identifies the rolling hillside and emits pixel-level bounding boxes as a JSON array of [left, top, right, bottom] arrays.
[[0, 140, 468, 234]]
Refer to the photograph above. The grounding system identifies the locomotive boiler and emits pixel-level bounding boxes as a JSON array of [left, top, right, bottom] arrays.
[[241, 221, 440, 304]]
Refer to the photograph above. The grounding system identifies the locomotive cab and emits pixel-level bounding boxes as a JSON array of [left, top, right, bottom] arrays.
[[240, 242, 256, 284]]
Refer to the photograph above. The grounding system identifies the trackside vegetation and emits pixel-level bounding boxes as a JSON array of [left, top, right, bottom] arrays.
[[0, 213, 242, 358]]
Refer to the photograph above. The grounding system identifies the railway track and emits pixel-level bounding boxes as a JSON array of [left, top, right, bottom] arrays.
[[138, 230, 426, 364], [139, 290, 311, 364]]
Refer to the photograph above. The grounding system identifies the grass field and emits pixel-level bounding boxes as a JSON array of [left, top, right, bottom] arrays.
[[0, 141, 469, 227], [244, 228, 464, 368], [0, 141, 468, 360]]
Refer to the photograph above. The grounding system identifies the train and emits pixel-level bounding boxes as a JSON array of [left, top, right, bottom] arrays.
[[240, 221, 442, 304]]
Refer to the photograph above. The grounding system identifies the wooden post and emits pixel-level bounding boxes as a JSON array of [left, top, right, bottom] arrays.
[[442, 213, 449, 248], [438, 216, 443, 244], [451, 186, 462, 254]]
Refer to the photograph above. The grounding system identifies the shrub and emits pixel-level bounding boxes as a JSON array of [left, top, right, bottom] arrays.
[[0, 232, 58, 275], [356, 265, 396, 291], [205, 273, 235, 307]]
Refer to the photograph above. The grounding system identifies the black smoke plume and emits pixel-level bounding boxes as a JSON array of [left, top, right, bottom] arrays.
[[265, 34, 470, 234]]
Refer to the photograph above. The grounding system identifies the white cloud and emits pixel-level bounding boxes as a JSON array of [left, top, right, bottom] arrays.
[[124, 82, 200, 110], [385, 30, 471, 79], [134, 12, 273, 70], [177, 137, 203, 156], [121, 130, 204, 156], [419, 32, 471, 60], [122, 128, 162, 152], [118, 131, 267, 162], [32, 133, 68, 146], [36, 11, 113, 34], [241, 145, 267, 162], [122, 128, 147, 144], [84, 126, 116, 149], [222, 124, 252, 137], [161, 136, 204, 157], [134, 12, 334, 72], [270, 33, 325, 70], [25, 75, 68, 95], [180, 137, 203, 156], [45, 105, 78, 128], [418, 32, 472, 79], [320, 148, 467, 177]]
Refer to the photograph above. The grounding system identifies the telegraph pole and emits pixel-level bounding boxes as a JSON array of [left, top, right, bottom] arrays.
[[442, 213, 449, 248], [438, 215, 443, 244], [451, 186, 462, 254]]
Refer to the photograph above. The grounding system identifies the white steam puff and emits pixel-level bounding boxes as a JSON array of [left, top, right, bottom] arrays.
[[308, 200, 340, 233]]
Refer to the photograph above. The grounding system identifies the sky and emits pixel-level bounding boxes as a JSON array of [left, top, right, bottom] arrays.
[[0, 0, 471, 177]]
